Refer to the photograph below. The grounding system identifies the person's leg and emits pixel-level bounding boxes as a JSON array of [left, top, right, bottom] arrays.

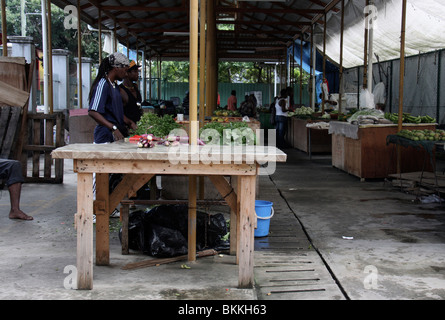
[[0, 159, 32, 220], [8, 182, 33, 220], [275, 116, 285, 148]]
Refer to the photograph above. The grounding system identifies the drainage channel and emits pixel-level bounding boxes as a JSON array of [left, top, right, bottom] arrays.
[[253, 176, 350, 300]]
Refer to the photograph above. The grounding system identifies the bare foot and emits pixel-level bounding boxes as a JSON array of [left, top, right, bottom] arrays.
[[9, 209, 33, 221]]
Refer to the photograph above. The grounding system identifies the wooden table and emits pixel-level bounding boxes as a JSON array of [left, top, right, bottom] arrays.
[[52, 142, 286, 290]]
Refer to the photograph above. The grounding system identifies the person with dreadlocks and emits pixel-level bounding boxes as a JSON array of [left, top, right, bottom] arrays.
[[88, 52, 130, 143]]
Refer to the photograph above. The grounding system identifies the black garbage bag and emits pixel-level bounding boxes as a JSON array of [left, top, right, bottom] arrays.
[[146, 205, 229, 251], [206, 212, 230, 251], [120, 210, 146, 252], [147, 223, 188, 257], [120, 205, 229, 257]]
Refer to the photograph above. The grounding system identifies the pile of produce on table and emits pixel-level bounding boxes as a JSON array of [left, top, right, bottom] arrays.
[[384, 112, 436, 124], [213, 109, 241, 117], [199, 121, 256, 145], [397, 129, 445, 141], [287, 106, 314, 118], [347, 109, 393, 125], [131, 113, 186, 148]]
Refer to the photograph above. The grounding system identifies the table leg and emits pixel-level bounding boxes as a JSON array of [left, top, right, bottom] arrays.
[[95, 173, 109, 265], [76, 172, 94, 290], [121, 202, 129, 255], [188, 175, 197, 261], [230, 176, 239, 256], [237, 175, 256, 288]]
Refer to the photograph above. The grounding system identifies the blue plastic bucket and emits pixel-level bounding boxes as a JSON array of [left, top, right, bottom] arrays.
[[254, 200, 274, 237]]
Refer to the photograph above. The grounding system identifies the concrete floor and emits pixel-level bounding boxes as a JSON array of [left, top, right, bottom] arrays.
[[1, 148, 445, 300]]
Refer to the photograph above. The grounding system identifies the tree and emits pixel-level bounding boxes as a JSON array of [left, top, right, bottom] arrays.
[[4, 0, 100, 63]]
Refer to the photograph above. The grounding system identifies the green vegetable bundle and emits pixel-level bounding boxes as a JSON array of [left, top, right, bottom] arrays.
[[397, 129, 445, 141], [133, 113, 182, 137]]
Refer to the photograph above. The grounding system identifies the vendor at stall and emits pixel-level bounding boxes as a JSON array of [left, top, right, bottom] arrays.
[[324, 94, 338, 111], [275, 89, 290, 148]]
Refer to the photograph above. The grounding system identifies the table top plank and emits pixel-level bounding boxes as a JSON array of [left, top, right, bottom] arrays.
[[52, 142, 287, 163]]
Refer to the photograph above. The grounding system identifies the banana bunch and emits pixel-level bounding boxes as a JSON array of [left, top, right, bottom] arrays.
[[420, 115, 437, 123], [384, 113, 436, 124]]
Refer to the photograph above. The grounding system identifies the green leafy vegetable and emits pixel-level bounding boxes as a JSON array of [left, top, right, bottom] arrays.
[[133, 113, 182, 137]]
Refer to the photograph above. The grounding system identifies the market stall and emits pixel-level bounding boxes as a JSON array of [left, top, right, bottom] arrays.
[[329, 120, 437, 180], [287, 117, 332, 155]]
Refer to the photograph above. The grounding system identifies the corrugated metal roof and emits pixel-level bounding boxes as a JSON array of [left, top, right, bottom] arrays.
[[51, 0, 342, 62]]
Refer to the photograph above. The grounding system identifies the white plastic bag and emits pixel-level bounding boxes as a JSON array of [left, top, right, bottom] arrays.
[[373, 82, 386, 105], [359, 88, 375, 109]]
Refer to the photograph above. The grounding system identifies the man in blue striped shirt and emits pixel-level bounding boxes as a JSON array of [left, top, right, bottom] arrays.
[[88, 52, 130, 143]]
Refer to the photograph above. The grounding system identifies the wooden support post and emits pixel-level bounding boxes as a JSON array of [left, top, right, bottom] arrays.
[[199, 0, 206, 202], [121, 202, 129, 255], [208, 175, 237, 214], [1, 0, 7, 56], [76, 172, 94, 290], [230, 176, 239, 256], [188, 175, 197, 262], [205, 0, 217, 116], [188, 0, 199, 263], [238, 174, 256, 288], [95, 173, 109, 266], [199, 0, 206, 128]]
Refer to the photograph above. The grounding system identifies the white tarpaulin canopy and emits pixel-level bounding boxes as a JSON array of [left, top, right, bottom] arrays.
[[317, 0, 445, 69]]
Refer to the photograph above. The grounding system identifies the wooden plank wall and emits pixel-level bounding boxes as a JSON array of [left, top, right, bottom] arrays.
[[0, 106, 22, 159], [22, 112, 65, 183]]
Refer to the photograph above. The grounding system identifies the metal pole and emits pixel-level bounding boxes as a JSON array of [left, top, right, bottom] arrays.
[[322, 13, 327, 113], [41, 0, 49, 113], [47, 0, 53, 114], [339, 0, 345, 113], [77, 0, 83, 109], [312, 26, 317, 111], [398, 0, 407, 132], [142, 49, 146, 101], [310, 24, 314, 109], [21, 0, 26, 36], [397, 0, 408, 175], [300, 34, 303, 106], [98, 9, 102, 65], [149, 55, 152, 102], [367, 0, 374, 94], [363, 0, 370, 89]]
